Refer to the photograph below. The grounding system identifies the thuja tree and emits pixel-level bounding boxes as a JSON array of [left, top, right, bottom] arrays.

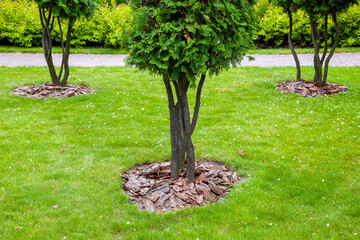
[[299, 0, 358, 86], [35, 0, 98, 86], [271, 0, 301, 81], [126, 0, 256, 182]]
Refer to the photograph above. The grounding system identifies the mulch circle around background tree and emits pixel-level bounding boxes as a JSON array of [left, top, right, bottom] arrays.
[[121, 161, 242, 213], [12, 82, 93, 99], [277, 80, 348, 97]]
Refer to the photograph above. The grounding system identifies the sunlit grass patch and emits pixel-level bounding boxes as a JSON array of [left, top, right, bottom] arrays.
[[0, 66, 359, 239]]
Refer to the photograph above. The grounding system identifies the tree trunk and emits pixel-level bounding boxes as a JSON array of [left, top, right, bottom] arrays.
[[309, 13, 323, 84], [39, 9, 75, 87], [163, 75, 206, 182], [178, 79, 195, 182], [322, 12, 339, 86], [286, 7, 301, 82], [163, 76, 181, 179], [60, 17, 75, 86], [39, 7, 59, 85]]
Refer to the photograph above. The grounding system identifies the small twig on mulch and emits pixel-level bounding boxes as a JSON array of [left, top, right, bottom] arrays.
[[121, 161, 243, 213], [12, 82, 93, 99], [277, 80, 348, 97]]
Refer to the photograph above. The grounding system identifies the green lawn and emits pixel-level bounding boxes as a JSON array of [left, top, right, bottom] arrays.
[[0, 66, 359, 239], [1, 44, 360, 55]]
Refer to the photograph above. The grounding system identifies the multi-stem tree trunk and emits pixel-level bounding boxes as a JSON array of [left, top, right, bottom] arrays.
[[163, 74, 206, 182], [323, 12, 340, 86], [308, 12, 339, 87], [285, 6, 301, 82], [39, 7, 75, 87]]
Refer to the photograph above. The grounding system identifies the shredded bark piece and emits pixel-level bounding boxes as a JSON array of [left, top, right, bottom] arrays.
[[121, 160, 243, 212], [277, 80, 347, 97], [12, 82, 93, 99]]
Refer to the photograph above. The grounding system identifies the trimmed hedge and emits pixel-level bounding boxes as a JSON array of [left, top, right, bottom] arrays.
[[254, 0, 360, 47], [0, 0, 359, 48], [0, 0, 133, 48]]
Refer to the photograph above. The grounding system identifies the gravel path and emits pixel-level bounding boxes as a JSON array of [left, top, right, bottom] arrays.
[[1, 52, 360, 67]]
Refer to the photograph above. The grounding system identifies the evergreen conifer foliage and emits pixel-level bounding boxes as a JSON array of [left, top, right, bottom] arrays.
[[127, 0, 256, 181], [35, 0, 98, 86]]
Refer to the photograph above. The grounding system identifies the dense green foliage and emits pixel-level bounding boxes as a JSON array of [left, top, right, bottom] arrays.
[[1, 0, 360, 48], [34, 0, 98, 19], [0, 0, 133, 48], [0, 0, 42, 47], [126, 0, 256, 82], [254, 0, 360, 47]]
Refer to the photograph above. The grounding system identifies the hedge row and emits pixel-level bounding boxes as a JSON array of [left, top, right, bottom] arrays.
[[0, 0, 133, 48], [0, 0, 359, 48]]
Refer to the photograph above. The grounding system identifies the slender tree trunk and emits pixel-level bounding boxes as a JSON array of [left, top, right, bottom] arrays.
[[178, 79, 195, 182], [163, 76, 181, 179], [191, 74, 206, 134], [309, 13, 323, 84], [285, 7, 301, 82], [164, 75, 206, 182], [39, 7, 59, 85], [176, 101, 186, 169], [320, 14, 328, 66], [60, 17, 75, 86], [322, 12, 339, 86]]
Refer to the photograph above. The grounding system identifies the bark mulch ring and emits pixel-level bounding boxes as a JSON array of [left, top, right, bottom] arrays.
[[12, 82, 93, 99], [277, 80, 348, 97], [121, 160, 242, 213]]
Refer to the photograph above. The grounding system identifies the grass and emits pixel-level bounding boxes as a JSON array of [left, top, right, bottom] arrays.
[[0, 66, 359, 239], [1, 44, 360, 55]]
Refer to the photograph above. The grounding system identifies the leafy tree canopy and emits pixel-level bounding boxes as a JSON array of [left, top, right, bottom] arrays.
[[126, 0, 256, 84], [34, 0, 98, 19]]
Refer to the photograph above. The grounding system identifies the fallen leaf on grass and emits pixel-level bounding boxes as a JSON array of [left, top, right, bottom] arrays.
[[16, 226, 23, 229], [237, 150, 246, 156]]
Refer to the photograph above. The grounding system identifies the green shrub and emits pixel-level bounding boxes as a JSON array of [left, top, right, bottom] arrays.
[[68, 0, 133, 47], [0, 0, 42, 47], [338, 5, 360, 46], [0, 0, 133, 48], [254, 0, 360, 47], [1, 0, 359, 48]]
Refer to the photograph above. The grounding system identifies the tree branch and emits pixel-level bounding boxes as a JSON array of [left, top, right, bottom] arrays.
[[285, 5, 301, 81], [58, 17, 65, 83], [323, 12, 340, 86], [320, 14, 328, 65], [190, 74, 206, 135]]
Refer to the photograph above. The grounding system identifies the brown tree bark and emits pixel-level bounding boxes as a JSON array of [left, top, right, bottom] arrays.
[[323, 12, 340, 86], [309, 13, 323, 84], [163, 75, 206, 182], [285, 7, 301, 82], [39, 8, 75, 87]]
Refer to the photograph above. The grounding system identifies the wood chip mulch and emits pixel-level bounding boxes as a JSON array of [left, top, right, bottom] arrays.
[[12, 82, 92, 99], [277, 80, 348, 97], [121, 161, 242, 213]]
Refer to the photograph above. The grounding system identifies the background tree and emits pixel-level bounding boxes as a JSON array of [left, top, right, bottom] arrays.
[[34, 0, 98, 86], [271, 0, 301, 81], [126, 0, 256, 182], [298, 0, 358, 86]]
